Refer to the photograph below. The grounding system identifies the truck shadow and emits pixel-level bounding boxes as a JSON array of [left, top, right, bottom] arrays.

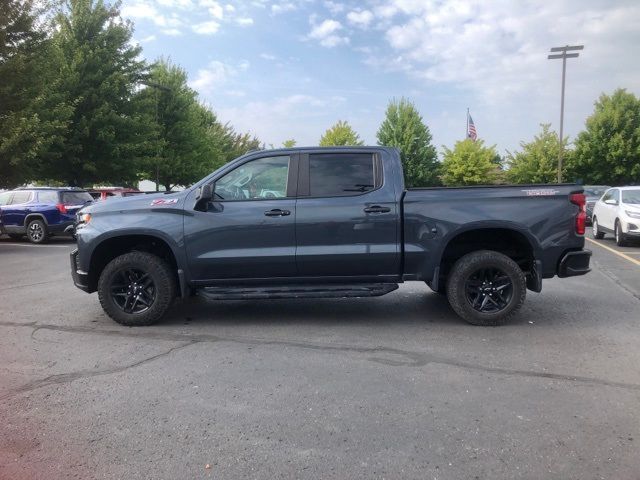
[[158, 291, 466, 328]]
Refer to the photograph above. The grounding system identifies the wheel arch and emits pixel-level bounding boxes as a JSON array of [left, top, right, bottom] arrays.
[[86, 233, 182, 294], [432, 225, 540, 292], [24, 213, 48, 226]]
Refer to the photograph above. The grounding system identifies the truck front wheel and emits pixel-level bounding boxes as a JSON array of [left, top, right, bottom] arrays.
[[446, 250, 526, 326], [97, 251, 176, 326]]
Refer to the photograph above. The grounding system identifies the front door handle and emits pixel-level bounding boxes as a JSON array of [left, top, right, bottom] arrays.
[[264, 209, 291, 217], [363, 206, 391, 214]]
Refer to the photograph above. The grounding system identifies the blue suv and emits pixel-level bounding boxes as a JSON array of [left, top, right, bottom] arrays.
[[0, 188, 93, 243]]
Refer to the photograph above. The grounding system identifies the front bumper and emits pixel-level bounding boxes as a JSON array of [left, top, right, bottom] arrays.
[[557, 250, 592, 278], [70, 249, 91, 292]]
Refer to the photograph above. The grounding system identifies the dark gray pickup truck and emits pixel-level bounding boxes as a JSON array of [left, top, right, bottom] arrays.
[[71, 146, 591, 326]]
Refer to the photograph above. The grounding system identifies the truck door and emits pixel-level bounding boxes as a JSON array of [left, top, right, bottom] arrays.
[[184, 154, 298, 281], [294, 151, 400, 278]]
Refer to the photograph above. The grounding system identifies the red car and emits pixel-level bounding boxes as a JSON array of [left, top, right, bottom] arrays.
[[87, 187, 143, 201]]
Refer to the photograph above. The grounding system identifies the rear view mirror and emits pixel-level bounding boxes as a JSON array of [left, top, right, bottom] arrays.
[[604, 199, 617, 205]]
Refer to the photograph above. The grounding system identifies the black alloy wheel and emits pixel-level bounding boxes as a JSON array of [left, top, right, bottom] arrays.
[[464, 267, 513, 313], [109, 267, 157, 314]]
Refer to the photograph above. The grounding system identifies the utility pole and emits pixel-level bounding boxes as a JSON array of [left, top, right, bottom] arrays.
[[548, 45, 583, 183]]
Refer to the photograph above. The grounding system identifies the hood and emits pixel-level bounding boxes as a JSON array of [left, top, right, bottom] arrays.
[[80, 190, 188, 214]]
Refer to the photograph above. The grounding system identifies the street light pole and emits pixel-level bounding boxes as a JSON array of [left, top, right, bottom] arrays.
[[548, 45, 583, 183], [140, 81, 172, 191]]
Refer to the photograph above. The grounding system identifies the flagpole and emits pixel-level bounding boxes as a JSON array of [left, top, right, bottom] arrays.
[[466, 107, 469, 139]]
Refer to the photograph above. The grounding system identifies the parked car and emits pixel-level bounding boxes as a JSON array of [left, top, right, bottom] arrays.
[[592, 186, 640, 246], [87, 187, 143, 201], [583, 185, 610, 225], [0, 187, 93, 243], [71, 147, 591, 327]]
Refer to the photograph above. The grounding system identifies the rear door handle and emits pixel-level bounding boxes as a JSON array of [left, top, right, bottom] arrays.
[[264, 209, 291, 217], [363, 206, 391, 214]]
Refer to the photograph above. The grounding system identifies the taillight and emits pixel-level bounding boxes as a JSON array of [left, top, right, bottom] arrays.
[[570, 193, 586, 235], [56, 203, 67, 214]]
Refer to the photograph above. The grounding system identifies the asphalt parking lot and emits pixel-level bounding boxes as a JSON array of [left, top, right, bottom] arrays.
[[1, 232, 639, 480]]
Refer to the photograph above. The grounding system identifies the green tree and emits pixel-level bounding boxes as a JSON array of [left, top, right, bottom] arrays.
[[319, 120, 364, 146], [282, 138, 296, 148], [506, 124, 567, 184], [0, 0, 55, 187], [566, 89, 640, 185], [136, 60, 220, 190], [441, 139, 501, 186], [34, 0, 149, 186], [376, 97, 439, 187]]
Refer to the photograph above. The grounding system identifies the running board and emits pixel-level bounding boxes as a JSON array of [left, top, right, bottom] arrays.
[[197, 283, 399, 301]]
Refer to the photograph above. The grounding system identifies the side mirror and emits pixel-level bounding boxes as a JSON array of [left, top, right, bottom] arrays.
[[197, 183, 213, 203], [604, 199, 617, 205]]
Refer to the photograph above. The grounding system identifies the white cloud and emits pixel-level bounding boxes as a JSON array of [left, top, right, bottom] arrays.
[[162, 28, 183, 36], [190, 60, 249, 95], [374, 0, 640, 103], [347, 9, 373, 28], [271, 2, 296, 15], [140, 34, 157, 42], [308, 17, 349, 47], [192, 20, 220, 34], [260, 53, 276, 60], [207, 1, 224, 19], [236, 17, 254, 26], [156, 0, 194, 9], [121, 2, 184, 33], [324, 1, 344, 14]]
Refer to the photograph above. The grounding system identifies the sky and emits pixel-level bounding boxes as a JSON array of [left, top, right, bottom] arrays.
[[121, 0, 640, 156]]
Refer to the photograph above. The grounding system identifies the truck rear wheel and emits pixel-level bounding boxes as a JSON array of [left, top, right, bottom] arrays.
[[446, 250, 526, 326], [98, 251, 176, 326]]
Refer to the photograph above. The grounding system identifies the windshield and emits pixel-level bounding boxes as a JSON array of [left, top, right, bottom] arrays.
[[584, 187, 609, 197], [621, 189, 640, 204]]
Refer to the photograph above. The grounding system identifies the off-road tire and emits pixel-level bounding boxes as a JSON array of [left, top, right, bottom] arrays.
[[592, 216, 605, 239], [26, 219, 48, 244], [98, 251, 176, 326], [446, 250, 526, 326]]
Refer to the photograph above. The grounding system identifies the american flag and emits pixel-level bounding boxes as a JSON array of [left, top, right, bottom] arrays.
[[467, 113, 477, 141]]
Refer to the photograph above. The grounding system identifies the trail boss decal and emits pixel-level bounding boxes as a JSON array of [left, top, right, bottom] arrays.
[[150, 198, 179, 206], [521, 188, 560, 196]]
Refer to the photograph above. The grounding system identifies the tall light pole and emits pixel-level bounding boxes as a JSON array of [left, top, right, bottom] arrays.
[[140, 81, 172, 191], [548, 44, 583, 183]]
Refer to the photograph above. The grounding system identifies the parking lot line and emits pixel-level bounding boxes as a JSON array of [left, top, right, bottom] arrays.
[[585, 237, 640, 267]]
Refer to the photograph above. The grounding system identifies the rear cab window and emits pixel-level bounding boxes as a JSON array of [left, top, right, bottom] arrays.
[[307, 153, 378, 197]]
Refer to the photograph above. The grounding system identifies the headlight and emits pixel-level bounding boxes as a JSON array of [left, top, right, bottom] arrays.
[[77, 213, 92, 226], [625, 210, 640, 219]]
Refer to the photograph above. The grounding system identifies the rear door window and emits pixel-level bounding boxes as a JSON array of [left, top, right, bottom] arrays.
[[308, 153, 376, 197], [38, 191, 60, 204], [61, 191, 93, 205], [0, 192, 12, 206]]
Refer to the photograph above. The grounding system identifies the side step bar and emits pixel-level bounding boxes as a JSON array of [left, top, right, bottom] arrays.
[[197, 283, 399, 301]]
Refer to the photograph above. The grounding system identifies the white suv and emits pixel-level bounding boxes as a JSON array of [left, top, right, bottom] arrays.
[[592, 186, 640, 246]]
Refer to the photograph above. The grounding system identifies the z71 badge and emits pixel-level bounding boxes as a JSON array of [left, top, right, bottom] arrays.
[[150, 198, 178, 206]]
